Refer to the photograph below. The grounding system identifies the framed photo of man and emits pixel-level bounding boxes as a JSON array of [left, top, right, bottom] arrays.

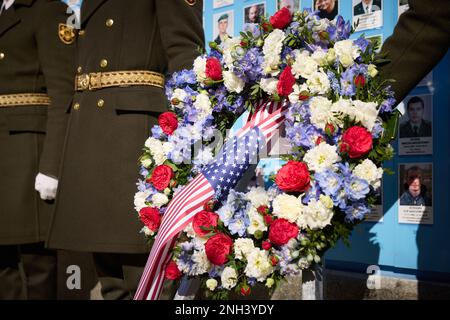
[[213, 0, 234, 9], [352, 0, 383, 32], [398, 163, 433, 225], [277, 0, 301, 14], [243, 2, 266, 33], [398, 0, 409, 18], [398, 94, 433, 156], [314, 0, 339, 21], [213, 10, 234, 46]]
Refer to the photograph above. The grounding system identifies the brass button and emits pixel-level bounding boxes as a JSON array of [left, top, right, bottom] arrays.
[[106, 19, 114, 27], [78, 29, 85, 36], [100, 59, 108, 68], [77, 66, 82, 73], [97, 99, 105, 108], [73, 103, 80, 110], [0, 52, 5, 60]]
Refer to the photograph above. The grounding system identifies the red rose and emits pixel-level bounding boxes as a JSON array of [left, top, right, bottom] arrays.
[[262, 240, 272, 250], [205, 233, 233, 265], [158, 112, 178, 135], [165, 260, 182, 280], [240, 286, 251, 296], [149, 165, 174, 191], [268, 219, 299, 246], [139, 207, 161, 231], [315, 136, 325, 145], [269, 7, 292, 29], [205, 57, 223, 81], [325, 123, 335, 135], [264, 214, 274, 226], [270, 255, 279, 266], [354, 74, 366, 87], [275, 160, 311, 193], [203, 199, 217, 212], [341, 126, 373, 159], [277, 66, 296, 97], [192, 210, 219, 237], [257, 205, 269, 215]]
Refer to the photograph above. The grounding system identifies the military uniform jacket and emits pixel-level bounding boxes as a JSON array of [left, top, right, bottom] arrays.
[[0, 0, 75, 245], [380, 0, 450, 103], [46, 0, 204, 253]]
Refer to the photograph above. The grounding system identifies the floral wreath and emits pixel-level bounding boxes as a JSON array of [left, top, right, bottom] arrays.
[[134, 8, 398, 299]]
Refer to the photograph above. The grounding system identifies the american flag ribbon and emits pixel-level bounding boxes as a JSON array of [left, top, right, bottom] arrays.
[[134, 100, 288, 300]]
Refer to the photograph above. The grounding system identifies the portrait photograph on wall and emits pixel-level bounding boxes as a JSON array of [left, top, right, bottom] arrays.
[[398, 163, 433, 225], [314, 0, 339, 21], [243, 2, 266, 33], [352, 0, 383, 32], [213, 10, 234, 45], [398, 0, 409, 18], [398, 94, 433, 156], [277, 0, 301, 14], [213, 0, 234, 9]]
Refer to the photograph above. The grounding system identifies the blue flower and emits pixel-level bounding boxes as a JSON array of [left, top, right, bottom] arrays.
[[151, 125, 163, 139], [344, 176, 370, 201], [344, 201, 371, 222], [139, 166, 149, 179], [354, 36, 371, 54], [228, 216, 249, 237], [315, 169, 343, 197]]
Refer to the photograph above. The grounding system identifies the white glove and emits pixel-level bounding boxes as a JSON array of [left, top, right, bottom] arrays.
[[35, 173, 59, 201]]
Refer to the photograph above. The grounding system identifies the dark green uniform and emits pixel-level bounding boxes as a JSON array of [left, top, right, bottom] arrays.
[[0, 0, 75, 299], [380, 0, 450, 103], [46, 0, 204, 299]]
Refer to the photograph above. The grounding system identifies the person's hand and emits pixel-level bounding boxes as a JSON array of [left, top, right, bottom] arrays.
[[35, 173, 58, 200]]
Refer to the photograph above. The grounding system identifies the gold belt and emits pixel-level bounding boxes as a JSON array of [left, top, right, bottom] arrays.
[[0, 93, 51, 108], [75, 70, 165, 91]]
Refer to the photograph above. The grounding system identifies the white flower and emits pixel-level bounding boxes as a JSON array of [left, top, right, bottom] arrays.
[[171, 88, 188, 108], [309, 96, 334, 130], [272, 194, 303, 223], [288, 83, 309, 105], [304, 198, 334, 230], [311, 48, 328, 67], [195, 147, 214, 166], [234, 238, 255, 260], [183, 222, 196, 238], [134, 190, 150, 212], [320, 194, 334, 209], [193, 56, 207, 82], [306, 69, 330, 94], [351, 100, 379, 131], [330, 98, 353, 128], [292, 50, 319, 80], [247, 207, 267, 235], [353, 159, 383, 189], [190, 249, 211, 276], [223, 70, 245, 93], [246, 187, 269, 208], [206, 279, 218, 291], [312, 17, 330, 33], [141, 158, 152, 168], [368, 64, 378, 78], [221, 267, 238, 290], [244, 248, 274, 282], [222, 37, 241, 68], [326, 48, 336, 63], [304, 142, 341, 173], [334, 39, 360, 68], [193, 92, 213, 121], [262, 29, 286, 76], [145, 137, 167, 166], [141, 226, 155, 237], [162, 142, 174, 156], [151, 193, 169, 208], [260, 77, 279, 95]]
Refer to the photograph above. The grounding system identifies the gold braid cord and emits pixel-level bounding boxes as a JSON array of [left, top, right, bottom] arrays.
[[0, 93, 51, 107]]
